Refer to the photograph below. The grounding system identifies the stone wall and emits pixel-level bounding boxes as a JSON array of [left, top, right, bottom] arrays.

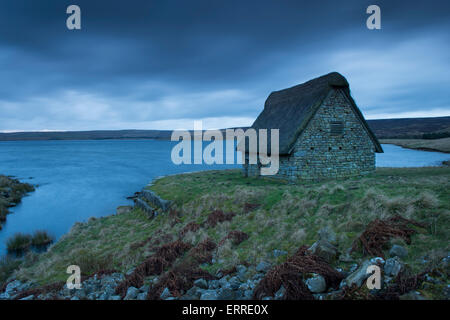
[[244, 89, 375, 181]]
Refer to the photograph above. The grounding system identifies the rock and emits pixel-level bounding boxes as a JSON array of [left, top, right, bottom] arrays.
[[20, 295, 35, 300], [116, 206, 132, 215], [273, 249, 288, 258], [262, 296, 273, 300], [229, 276, 241, 290], [218, 287, 235, 300], [345, 260, 372, 288], [389, 245, 408, 258], [256, 261, 271, 273], [307, 239, 338, 263], [139, 285, 149, 293], [384, 257, 403, 277], [218, 276, 231, 288], [141, 190, 172, 212], [243, 290, 253, 300], [160, 287, 171, 300], [208, 280, 220, 290], [194, 278, 208, 289], [6, 280, 22, 293], [318, 227, 337, 245], [253, 273, 264, 281], [306, 274, 327, 293], [399, 291, 426, 300], [183, 287, 201, 300], [110, 295, 122, 300], [124, 286, 139, 300], [370, 257, 385, 265], [236, 265, 247, 281], [200, 290, 219, 300], [274, 286, 285, 300], [137, 292, 147, 300], [134, 198, 156, 218], [71, 296, 80, 300]]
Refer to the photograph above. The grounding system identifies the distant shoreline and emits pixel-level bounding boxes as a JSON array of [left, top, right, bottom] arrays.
[[380, 137, 450, 154], [0, 116, 449, 142]]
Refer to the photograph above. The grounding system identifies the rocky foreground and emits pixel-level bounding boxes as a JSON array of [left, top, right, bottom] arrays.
[[1, 228, 449, 300]]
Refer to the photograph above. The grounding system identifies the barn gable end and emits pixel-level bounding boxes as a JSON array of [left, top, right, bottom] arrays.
[[243, 72, 383, 181]]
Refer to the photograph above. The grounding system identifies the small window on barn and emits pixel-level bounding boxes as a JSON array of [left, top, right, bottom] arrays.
[[330, 121, 344, 136]]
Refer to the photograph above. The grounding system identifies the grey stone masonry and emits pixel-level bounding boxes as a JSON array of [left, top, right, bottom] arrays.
[[247, 88, 376, 181]]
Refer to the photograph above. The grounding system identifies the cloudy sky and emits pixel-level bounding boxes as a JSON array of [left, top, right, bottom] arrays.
[[0, 0, 449, 131]]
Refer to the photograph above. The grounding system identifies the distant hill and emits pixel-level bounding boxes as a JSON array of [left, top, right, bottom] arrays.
[[367, 116, 450, 139], [0, 130, 174, 141], [0, 117, 449, 141]]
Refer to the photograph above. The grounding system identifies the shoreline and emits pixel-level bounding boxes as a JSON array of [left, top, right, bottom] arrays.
[[0, 176, 35, 231], [380, 138, 450, 154]]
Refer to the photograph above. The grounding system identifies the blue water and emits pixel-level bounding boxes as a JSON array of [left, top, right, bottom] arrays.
[[0, 140, 448, 255]]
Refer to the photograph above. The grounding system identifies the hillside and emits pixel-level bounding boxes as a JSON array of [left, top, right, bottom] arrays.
[[380, 138, 450, 153], [367, 116, 450, 139], [1, 117, 449, 141], [4, 167, 449, 300]]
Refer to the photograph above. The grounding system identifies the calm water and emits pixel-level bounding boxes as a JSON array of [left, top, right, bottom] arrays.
[[0, 140, 449, 255]]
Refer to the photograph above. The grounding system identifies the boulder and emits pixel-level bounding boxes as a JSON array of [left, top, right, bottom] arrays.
[[307, 239, 338, 263], [306, 274, 327, 293], [345, 260, 372, 288], [141, 190, 172, 212], [124, 286, 139, 300], [273, 249, 288, 258], [194, 278, 208, 289], [256, 261, 271, 273], [200, 290, 219, 300], [389, 245, 408, 258], [384, 257, 403, 277], [228, 276, 241, 290], [218, 287, 236, 300], [134, 199, 155, 218], [318, 227, 337, 245], [160, 287, 171, 300]]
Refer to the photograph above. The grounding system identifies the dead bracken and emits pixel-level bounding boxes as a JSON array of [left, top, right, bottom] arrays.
[[115, 240, 192, 297], [179, 221, 201, 238], [206, 210, 235, 227], [219, 231, 249, 246], [146, 263, 215, 300], [190, 238, 217, 264], [253, 246, 344, 300], [351, 214, 426, 258]]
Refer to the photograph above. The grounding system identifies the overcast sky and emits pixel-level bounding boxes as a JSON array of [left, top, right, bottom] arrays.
[[0, 0, 449, 131]]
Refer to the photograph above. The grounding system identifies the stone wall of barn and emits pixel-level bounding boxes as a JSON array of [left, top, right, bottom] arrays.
[[245, 88, 375, 181]]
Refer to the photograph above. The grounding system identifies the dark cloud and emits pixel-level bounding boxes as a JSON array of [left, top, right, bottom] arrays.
[[0, 0, 449, 131]]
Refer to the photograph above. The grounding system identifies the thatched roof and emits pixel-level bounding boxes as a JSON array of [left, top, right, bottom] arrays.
[[249, 72, 383, 155]]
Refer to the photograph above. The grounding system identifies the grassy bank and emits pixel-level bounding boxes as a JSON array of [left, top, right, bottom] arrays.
[[10, 167, 449, 292], [380, 137, 450, 153], [0, 176, 35, 230]]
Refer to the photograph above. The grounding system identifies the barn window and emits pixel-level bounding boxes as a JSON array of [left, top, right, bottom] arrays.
[[330, 121, 344, 136]]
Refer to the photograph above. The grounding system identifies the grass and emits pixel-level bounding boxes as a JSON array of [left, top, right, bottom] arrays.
[[31, 230, 54, 247], [380, 137, 450, 153], [6, 233, 32, 253], [9, 167, 450, 297]]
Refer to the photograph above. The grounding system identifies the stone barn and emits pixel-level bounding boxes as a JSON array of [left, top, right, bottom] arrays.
[[243, 72, 383, 181]]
